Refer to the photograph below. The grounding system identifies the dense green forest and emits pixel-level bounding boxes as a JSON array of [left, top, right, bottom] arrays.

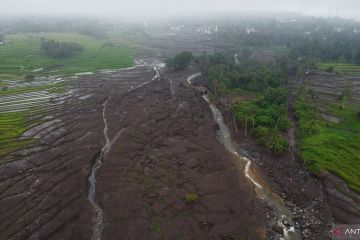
[[41, 39, 84, 59], [192, 16, 360, 64], [166, 51, 194, 70]]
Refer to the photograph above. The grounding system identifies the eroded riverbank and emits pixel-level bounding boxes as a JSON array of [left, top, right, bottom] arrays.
[[201, 87, 335, 240], [201, 93, 301, 240]]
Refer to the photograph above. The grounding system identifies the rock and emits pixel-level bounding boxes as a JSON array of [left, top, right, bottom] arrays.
[[213, 122, 220, 131], [144, 167, 151, 176], [282, 220, 291, 227], [185, 158, 200, 169], [303, 228, 310, 238], [273, 223, 283, 234]]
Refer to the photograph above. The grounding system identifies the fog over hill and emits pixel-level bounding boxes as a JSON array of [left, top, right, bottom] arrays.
[[1, 0, 360, 19]]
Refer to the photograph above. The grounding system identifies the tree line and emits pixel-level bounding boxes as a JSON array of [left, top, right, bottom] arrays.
[[41, 39, 83, 59], [214, 16, 360, 65], [196, 52, 290, 155], [166, 51, 194, 70], [0, 18, 108, 38]]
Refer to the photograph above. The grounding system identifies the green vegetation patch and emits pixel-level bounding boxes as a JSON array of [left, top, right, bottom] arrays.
[[301, 132, 360, 192], [166, 51, 194, 70], [295, 98, 360, 193], [232, 88, 290, 156], [0, 80, 66, 158], [0, 111, 35, 157], [0, 32, 135, 80], [195, 52, 290, 155], [317, 62, 360, 75], [184, 193, 199, 203], [0, 81, 65, 97]]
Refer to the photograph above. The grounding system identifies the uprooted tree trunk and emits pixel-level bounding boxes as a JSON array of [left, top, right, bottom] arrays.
[[244, 118, 248, 136], [233, 114, 238, 133]]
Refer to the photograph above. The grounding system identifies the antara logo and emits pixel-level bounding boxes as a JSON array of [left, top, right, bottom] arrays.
[[333, 226, 344, 238], [332, 225, 360, 240], [345, 229, 360, 234]]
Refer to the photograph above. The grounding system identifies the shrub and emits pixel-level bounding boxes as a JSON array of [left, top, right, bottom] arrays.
[[326, 66, 334, 73], [185, 193, 199, 203], [24, 74, 35, 82], [166, 51, 194, 70], [41, 39, 83, 59]]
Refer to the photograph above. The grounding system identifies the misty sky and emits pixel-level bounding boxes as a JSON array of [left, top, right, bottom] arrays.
[[1, 0, 359, 19]]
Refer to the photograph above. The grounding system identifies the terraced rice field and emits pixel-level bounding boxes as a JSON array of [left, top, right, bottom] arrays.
[[0, 32, 138, 157], [300, 107, 360, 193], [291, 69, 360, 108], [0, 77, 68, 157], [317, 62, 360, 75], [288, 70, 360, 193]]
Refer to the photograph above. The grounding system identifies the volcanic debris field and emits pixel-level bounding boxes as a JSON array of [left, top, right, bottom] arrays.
[[0, 55, 268, 240], [0, 28, 359, 240]]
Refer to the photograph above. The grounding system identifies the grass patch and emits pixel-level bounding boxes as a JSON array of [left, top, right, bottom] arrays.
[[144, 203, 163, 239], [0, 80, 66, 158], [184, 193, 199, 203], [301, 131, 360, 192], [0, 32, 135, 80], [317, 62, 360, 75], [0, 111, 35, 157], [296, 99, 360, 193], [0, 80, 66, 96], [269, 46, 290, 55]]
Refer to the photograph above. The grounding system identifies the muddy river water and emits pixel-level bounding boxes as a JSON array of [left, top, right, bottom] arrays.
[[199, 79, 302, 240], [88, 99, 109, 240]]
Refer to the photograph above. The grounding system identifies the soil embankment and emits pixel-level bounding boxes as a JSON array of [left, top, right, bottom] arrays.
[[202, 87, 334, 239]]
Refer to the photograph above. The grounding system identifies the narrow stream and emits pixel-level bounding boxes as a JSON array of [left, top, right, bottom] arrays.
[[152, 65, 161, 81], [201, 88, 302, 240], [88, 99, 109, 240], [87, 62, 161, 240], [129, 61, 160, 92], [187, 72, 202, 84]]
